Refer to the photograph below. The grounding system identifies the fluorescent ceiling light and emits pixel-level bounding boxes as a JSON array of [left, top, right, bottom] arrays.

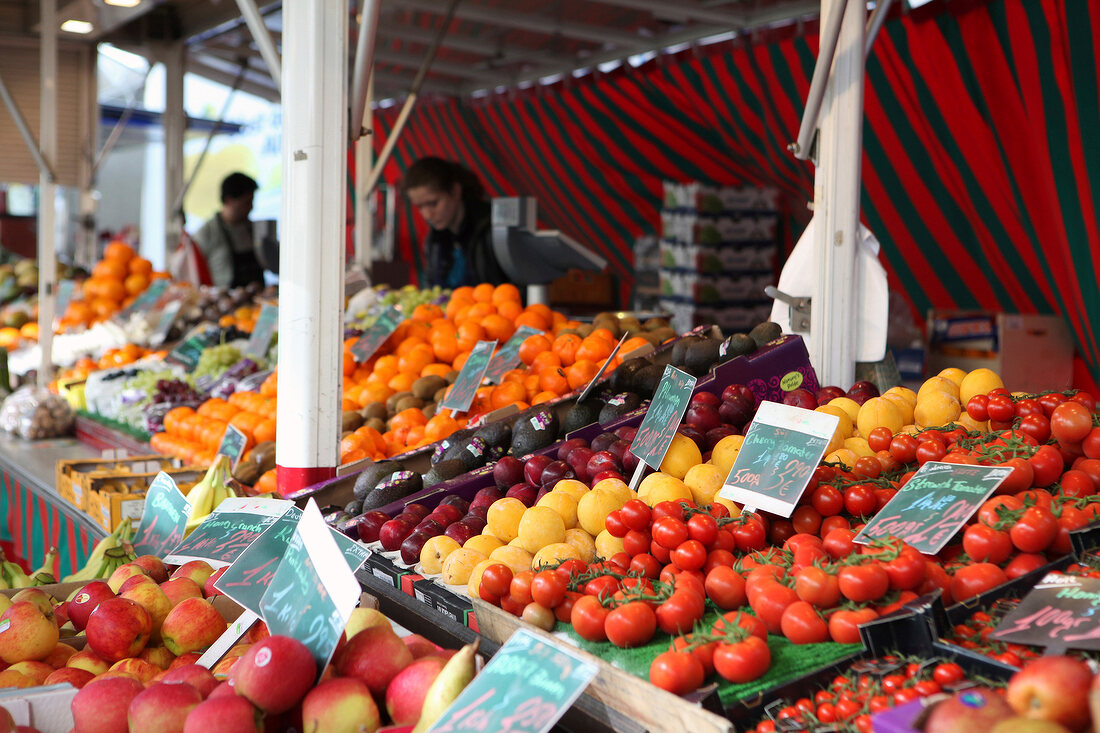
[[60, 19, 94, 33], [104, 0, 141, 6], [908, 0, 934, 7]]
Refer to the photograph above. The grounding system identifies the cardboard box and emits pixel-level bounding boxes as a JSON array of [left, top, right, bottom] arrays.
[[83, 469, 204, 533], [55, 455, 170, 511], [0, 684, 78, 733], [412, 579, 475, 628], [924, 311, 1075, 393], [661, 181, 780, 213]]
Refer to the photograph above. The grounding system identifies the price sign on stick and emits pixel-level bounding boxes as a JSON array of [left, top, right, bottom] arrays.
[[439, 340, 497, 415], [426, 628, 597, 733], [627, 366, 696, 491], [132, 472, 191, 557], [54, 280, 74, 325], [149, 300, 182, 347], [244, 303, 277, 359], [164, 497, 292, 567], [166, 324, 220, 369], [217, 424, 248, 471], [718, 401, 838, 517], [578, 332, 629, 402], [259, 500, 359, 679], [992, 573, 1100, 652], [217, 505, 369, 616], [483, 326, 544, 384], [351, 306, 403, 363], [855, 461, 1010, 555], [118, 279, 169, 318]]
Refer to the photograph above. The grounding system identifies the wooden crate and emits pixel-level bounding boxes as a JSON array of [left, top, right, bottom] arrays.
[[471, 598, 734, 733], [83, 469, 204, 533], [55, 455, 172, 511]]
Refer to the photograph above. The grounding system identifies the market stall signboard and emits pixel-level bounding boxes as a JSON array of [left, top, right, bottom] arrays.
[[164, 497, 292, 568], [440, 340, 497, 414], [217, 424, 249, 471], [992, 573, 1100, 651], [718, 401, 838, 517], [427, 627, 597, 733], [119, 279, 169, 318], [578, 332, 628, 402], [166, 324, 221, 370], [259, 500, 359, 678], [149, 300, 182, 347], [216, 505, 368, 616], [54, 280, 75, 322], [483, 326, 544, 384], [132, 472, 191, 557], [855, 461, 1011, 555], [351, 306, 403, 363], [244, 303, 278, 359], [628, 365, 696, 489]]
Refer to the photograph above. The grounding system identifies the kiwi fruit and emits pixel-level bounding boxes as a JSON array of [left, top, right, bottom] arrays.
[[341, 410, 364, 433], [412, 375, 447, 400], [361, 402, 387, 421], [393, 395, 424, 413], [748, 321, 783, 347], [386, 391, 413, 414]]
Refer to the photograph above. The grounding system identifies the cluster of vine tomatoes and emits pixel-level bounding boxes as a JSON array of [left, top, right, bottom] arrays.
[[748, 657, 974, 733]]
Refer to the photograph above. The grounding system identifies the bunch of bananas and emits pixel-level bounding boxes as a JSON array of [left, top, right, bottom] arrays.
[[0, 546, 59, 589], [185, 454, 236, 535], [61, 517, 137, 583]]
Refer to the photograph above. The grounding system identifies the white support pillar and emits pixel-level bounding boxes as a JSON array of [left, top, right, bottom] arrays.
[[810, 0, 866, 388], [77, 44, 97, 268], [276, 0, 348, 494], [354, 72, 373, 271], [36, 0, 57, 387], [163, 43, 185, 264]]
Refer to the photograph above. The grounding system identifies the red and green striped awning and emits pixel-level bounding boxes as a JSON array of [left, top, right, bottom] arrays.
[[373, 0, 1100, 382]]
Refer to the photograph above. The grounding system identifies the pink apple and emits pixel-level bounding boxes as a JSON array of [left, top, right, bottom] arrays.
[[85, 597, 152, 663], [0, 601, 59, 663], [132, 554, 169, 583], [10, 588, 55, 619], [170, 560, 215, 588], [401, 634, 441, 659], [1006, 655, 1091, 731], [160, 663, 219, 698], [159, 577, 204, 607], [168, 651, 202, 669], [203, 567, 228, 598], [116, 573, 155, 596], [121, 582, 172, 641], [42, 641, 76, 668], [182, 695, 264, 733], [232, 635, 316, 714], [67, 581, 116, 632], [334, 624, 412, 696], [160, 597, 226, 656], [206, 680, 237, 699], [109, 657, 161, 685], [128, 681, 203, 733], [139, 645, 176, 670], [44, 665, 95, 689], [106, 563, 148, 593], [6, 660, 52, 685], [301, 677, 380, 733], [66, 649, 110, 676], [385, 656, 446, 725], [71, 675, 145, 733]]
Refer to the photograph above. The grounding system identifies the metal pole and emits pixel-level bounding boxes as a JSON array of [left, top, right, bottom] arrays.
[[171, 63, 247, 219], [233, 0, 282, 90], [276, 0, 348, 494], [363, 0, 460, 194], [350, 0, 382, 143], [0, 74, 55, 183], [788, 0, 849, 161], [93, 65, 153, 177], [810, 0, 866, 387], [37, 0, 57, 388], [865, 0, 894, 58]]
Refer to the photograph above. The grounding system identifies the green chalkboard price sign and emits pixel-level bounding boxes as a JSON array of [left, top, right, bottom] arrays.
[[166, 324, 220, 370], [119, 279, 169, 318], [217, 424, 249, 471], [629, 365, 697, 471], [855, 461, 1010, 555], [440, 340, 497, 414], [718, 401, 839, 517], [132, 472, 191, 557], [216, 505, 369, 616], [991, 573, 1100, 651], [244, 303, 277, 359], [164, 497, 292, 568], [351, 306, 403, 363], [427, 628, 597, 733], [259, 500, 360, 678], [483, 326, 544, 384]]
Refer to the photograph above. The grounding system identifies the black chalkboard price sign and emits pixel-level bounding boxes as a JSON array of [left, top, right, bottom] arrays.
[[163, 497, 293, 568], [992, 573, 1100, 651], [627, 365, 696, 490]]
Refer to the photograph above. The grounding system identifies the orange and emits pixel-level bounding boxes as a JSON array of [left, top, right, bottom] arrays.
[[421, 362, 452, 379], [518, 334, 553, 366], [387, 372, 416, 392], [255, 470, 278, 494], [373, 355, 399, 380], [395, 336, 430, 358], [526, 303, 553, 322], [93, 259, 128, 280], [566, 359, 600, 390], [343, 352, 355, 377], [451, 286, 475, 303], [552, 333, 582, 366], [496, 300, 522, 321], [482, 314, 515, 343], [472, 283, 495, 303], [90, 297, 117, 319], [492, 283, 521, 305], [531, 391, 557, 405], [539, 367, 569, 395], [341, 448, 367, 465], [452, 351, 470, 372], [456, 322, 486, 351], [445, 294, 474, 320], [530, 351, 562, 374], [66, 301, 92, 325], [18, 322, 38, 341], [405, 425, 426, 446], [104, 241, 135, 262], [514, 312, 549, 332], [589, 328, 617, 345], [430, 334, 458, 364], [150, 271, 171, 281], [490, 381, 526, 410], [164, 406, 194, 435], [423, 414, 459, 442], [620, 336, 651, 354], [390, 407, 427, 430], [99, 279, 126, 302], [463, 302, 496, 321], [340, 433, 366, 456], [128, 257, 153, 276], [576, 337, 613, 364], [397, 344, 434, 376]]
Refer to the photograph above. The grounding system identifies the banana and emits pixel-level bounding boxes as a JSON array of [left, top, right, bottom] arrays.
[[185, 455, 233, 534], [62, 517, 134, 583], [31, 547, 58, 579], [4, 561, 30, 588], [411, 639, 481, 733], [31, 572, 56, 586]]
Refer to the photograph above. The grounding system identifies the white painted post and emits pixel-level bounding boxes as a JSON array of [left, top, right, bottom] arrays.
[[354, 72, 373, 271], [275, 0, 348, 494], [163, 42, 185, 265], [36, 0, 57, 388], [809, 0, 866, 388]]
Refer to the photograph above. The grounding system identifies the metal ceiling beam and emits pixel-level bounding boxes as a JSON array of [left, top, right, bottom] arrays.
[[372, 47, 505, 83], [390, 0, 643, 47], [187, 56, 280, 102], [370, 68, 463, 96], [182, 0, 282, 46], [589, 0, 745, 26], [233, 0, 281, 89]]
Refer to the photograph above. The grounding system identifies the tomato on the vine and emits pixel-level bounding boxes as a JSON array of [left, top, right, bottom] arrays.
[[1018, 414, 1051, 444], [648, 650, 704, 695], [793, 565, 841, 608], [1029, 444, 1065, 487], [915, 440, 947, 465], [780, 600, 829, 644], [962, 524, 1013, 564], [604, 601, 657, 648], [1051, 401, 1094, 444], [686, 512, 718, 546], [656, 589, 706, 635], [570, 595, 609, 642], [889, 433, 919, 464], [480, 563, 513, 599], [867, 426, 893, 453], [713, 635, 771, 683], [530, 570, 568, 608], [986, 394, 1016, 423], [843, 484, 877, 517], [950, 563, 1007, 603], [837, 563, 889, 602], [1009, 506, 1058, 553], [705, 565, 747, 610]]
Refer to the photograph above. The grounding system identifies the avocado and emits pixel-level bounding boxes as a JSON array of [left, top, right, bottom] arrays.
[[633, 363, 664, 398], [474, 420, 512, 450], [511, 406, 561, 455], [684, 338, 721, 377], [671, 335, 705, 367], [563, 399, 604, 434], [599, 392, 642, 425], [719, 333, 757, 361], [611, 357, 648, 394], [352, 460, 404, 500], [748, 321, 783, 347], [423, 458, 467, 487], [443, 435, 491, 472], [345, 498, 363, 516], [361, 470, 423, 511], [431, 428, 476, 465]]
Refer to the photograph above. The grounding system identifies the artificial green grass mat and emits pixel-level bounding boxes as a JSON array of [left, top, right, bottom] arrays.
[[77, 410, 152, 444], [554, 614, 862, 707]]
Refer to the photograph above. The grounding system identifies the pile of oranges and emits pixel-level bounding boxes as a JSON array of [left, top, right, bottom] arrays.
[[59, 242, 170, 330], [218, 305, 261, 333], [0, 321, 38, 350]]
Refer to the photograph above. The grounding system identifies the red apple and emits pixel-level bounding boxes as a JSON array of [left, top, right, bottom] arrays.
[[159, 577, 204, 608], [926, 687, 1015, 733], [139, 645, 176, 670], [470, 486, 504, 509], [815, 385, 846, 404], [355, 511, 390, 543], [378, 518, 414, 551], [691, 391, 720, 407], [684, 402, 722, 433], [116, 574, 155, 597], [44, 665, 95, 688], [160, 663, 219, 698], [67, 582, 117, 632], [246, 620, 270, 644], [121, 581, 172, 641], [1006, 656, 1091, 732], [301, 677, 380, 733], [66, 649, 110, 676], [128, 681, 203, 733], [204, 567, 228, 598], [170, 560, 215, 588], [160, 597, 226, 656], [85, 597, 152, 663], [106, 563, 148, 593], [71, 675, 145, 733], [556, 438, 588, 462], [505, 483, 536, 506], [109, 657, 162, 685], [385, 656, 446, 725], [0, 670, 33, 689], [538, 460, 575, 487], [0, 601, 59, 663], [206, 680, 237, 699], [182, 695, 264, 733], [6, 660, 52, 685], [523, 454, 553, 487], [168, 651, 202, 669], [334, 624, 412, 696], [232, 635, 316, 714], [42, 641, 76, 668], [10, 588, 55, 619], [565, 446, 595, 482], [132, 554, 169, 583]]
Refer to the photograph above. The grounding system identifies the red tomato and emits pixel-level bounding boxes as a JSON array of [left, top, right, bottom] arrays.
[[705, 565, 747, 610], [996, 457, 1034, 495], [823, 527, 857, 560], [1083, 428, 1100, 460], [780, 600, 829, 644], [713, 635, 771, 683], [570, 595, 609, 642], [1072, 391, 1096, 411], [652, 500, 686, 522], [620, 499, 652, 532], [480, 563, 513, 598], [604, 601, 657, 648], [748, 580, 799, 634], [978, 495, 1024, 527], [852, 456, 882, 479], [986, 394, 1016, 422], [713, 610, 768, 641], [686, 513, 718, 546], [962, 524, 1013, 564], [843, 484, 877, 517], [671, 539, 707, 572], [867, 426, 894, 453], [1004, 552, 1048, 579], [811, 485, 844, 517], [604, 510, 628, 538], [838, 564, 890, 602], [733, 517, 768, 552], [629, 553, 662, 579], [703, 548, 736, 575], [1009, 506, 1058, 553], [1051, 401, 1094, 444], [652, 517, 689, 550], [648, 650, 704, 695], [884, 550, 927, 591], [791, 505, 823, 535], [794, 565, 841, 608], [1029, 445, 1065, 487], [966, 395, 990, 421], [583, 575, 620, 600], [828, 607, 878, 644], [1018, 414, 1052, 444], [530, 570, 568, 608], [932, 662, 965, 686], [622, 529, 651, 556], [521, 602, 557, 631], [1060, 469, 1094, 499], [554, 591, 582, 623], [820, 515, 850, 536], [950, 562, 1007, 603], [1074, 457, 1100, 488], [915, 440, 947, 465], [889, 433, 919, 464], [656, 589, 706, 635], [509, 570, 535, 606]]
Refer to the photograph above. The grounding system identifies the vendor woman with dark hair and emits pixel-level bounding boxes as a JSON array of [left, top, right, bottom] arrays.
[[402, 157, 507, 288]]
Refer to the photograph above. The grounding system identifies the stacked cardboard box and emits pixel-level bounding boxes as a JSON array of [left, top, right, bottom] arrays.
[[658, 182, 780, 333]]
